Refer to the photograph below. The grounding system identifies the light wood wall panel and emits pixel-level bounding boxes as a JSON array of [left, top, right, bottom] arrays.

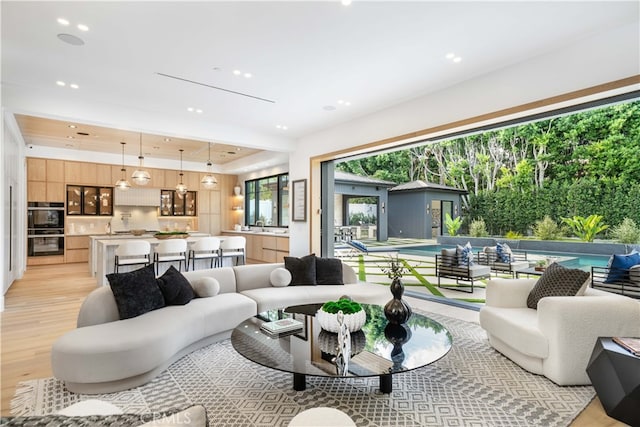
[[27, 158, 46, 181], [47, 160, 64, 182]]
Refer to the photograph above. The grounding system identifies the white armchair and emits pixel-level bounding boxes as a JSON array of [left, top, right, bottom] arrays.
[[479, 278, 640, 385]]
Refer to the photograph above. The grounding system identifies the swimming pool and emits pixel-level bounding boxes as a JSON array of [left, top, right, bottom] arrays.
[[400, 245, 610, 270]]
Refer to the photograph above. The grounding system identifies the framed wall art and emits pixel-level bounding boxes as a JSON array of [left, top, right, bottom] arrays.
[[292, 179, 307, 222]]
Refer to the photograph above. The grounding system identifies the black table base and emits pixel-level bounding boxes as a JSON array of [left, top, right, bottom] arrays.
[[292, 373, 393, 393]]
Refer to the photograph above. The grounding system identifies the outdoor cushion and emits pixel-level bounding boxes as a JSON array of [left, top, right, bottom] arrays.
[[441, 248, 458, 266], [496, 243, 512, 262], [438, 264, 490, 278], [630, 265, 640, 285], [456, 242, 474, 266], [605, 252, 640, 283], [526, 263, 590, 309]]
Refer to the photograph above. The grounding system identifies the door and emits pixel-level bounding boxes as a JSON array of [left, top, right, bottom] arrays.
[[441, 201, 453, 236]]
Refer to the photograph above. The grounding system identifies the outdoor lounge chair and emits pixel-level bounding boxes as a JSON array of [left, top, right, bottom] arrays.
[[591, 265, 640, 299], [476, 246, 529, 277], [346, 240, 399, 255], [435, 249, 491, 293]]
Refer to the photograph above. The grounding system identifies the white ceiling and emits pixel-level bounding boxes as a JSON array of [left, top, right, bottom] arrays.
[[2, 1, 638, 173]]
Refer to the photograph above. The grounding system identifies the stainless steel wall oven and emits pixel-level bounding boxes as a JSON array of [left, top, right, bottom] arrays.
[[27, 202, 65, 256]]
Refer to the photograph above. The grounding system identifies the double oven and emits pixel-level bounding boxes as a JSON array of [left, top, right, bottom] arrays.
[[27, 202, 65, 256]]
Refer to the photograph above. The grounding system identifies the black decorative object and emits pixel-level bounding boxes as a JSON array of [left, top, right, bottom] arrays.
[[384, 277, 412, 324], [384, 322, 412, 372]]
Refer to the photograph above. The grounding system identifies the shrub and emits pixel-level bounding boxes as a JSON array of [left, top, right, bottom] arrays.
[[610, 218, 640, 244], [469, 218, 489, 237], [533, 216, 563, 240], [561, 214, 609, 242], [505, 230, 523, 239], [445, 213, 462, 236]]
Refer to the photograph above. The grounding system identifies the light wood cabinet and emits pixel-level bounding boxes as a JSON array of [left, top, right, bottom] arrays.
[[47, 160, 65, 182], [46, 182, 65, 202], [65, 235, 90, 263], [27, 158, 46, 181], [96, 164, 112, 186], [225, 232, 289, 264], [27, 181, 46, 201]]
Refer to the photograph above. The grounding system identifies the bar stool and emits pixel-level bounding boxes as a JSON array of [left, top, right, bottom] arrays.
[[114, 240, 151, 273], [188, 237, 221, 270], [153, 239, 188, 274], [220, 236, 246, 266]]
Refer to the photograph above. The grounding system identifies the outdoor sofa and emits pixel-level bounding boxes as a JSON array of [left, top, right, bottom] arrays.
[[476, 246, 530, 277], [51, 260, 389, 394], [591, 264, 640, 299]]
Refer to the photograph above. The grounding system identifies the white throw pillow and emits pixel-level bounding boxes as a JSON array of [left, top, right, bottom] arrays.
[[193, 277, 220, 297], [270, 267, 292, 287]]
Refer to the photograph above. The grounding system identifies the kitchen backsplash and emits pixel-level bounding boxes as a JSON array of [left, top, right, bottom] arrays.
[[66, 206, 196, 234]]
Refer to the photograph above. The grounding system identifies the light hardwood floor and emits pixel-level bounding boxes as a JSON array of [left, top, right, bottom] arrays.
[[0, 263, 626, 425]]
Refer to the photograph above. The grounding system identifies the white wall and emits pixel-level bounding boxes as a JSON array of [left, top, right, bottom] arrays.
[[1, 111, 27, 310], [288, 21, 640, 256]]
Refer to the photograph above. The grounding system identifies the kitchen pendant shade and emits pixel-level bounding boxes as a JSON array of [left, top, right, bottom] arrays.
[[176, 148, 187, 195], [131, 168, 151, 185], [201, 142, 218, 189], [131, 133, 150, 185], [115, 142, 131, 190]]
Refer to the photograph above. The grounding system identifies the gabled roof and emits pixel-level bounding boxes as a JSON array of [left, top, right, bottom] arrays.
[[389, 180, 468, 194], [334, 170, 396, 187]]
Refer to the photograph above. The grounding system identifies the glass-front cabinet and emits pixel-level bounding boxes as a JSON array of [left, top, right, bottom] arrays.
[[67, 185, 113, 216], [160, 190, 197, 216]]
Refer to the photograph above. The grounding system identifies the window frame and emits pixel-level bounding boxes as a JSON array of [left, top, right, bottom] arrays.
[[244, 173, 289, 228]]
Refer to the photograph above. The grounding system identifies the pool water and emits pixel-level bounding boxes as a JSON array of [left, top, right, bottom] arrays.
[[400, 245, 610, 270]]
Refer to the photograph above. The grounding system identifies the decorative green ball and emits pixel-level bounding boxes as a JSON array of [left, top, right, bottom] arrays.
[[321, 298, 362, 314]]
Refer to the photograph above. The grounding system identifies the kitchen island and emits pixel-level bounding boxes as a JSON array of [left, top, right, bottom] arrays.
[[90, 232, 211, 286], [221, 229, 289, 264]]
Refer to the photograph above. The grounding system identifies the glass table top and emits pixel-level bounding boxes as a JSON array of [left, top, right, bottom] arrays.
[[231, 303, 452, 379]]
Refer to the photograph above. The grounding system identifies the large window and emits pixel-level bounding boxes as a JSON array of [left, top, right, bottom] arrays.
[[245, 173, 289, 227]]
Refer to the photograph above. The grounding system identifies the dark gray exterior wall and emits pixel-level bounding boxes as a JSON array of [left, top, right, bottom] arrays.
[[388, 190, 462, 239]]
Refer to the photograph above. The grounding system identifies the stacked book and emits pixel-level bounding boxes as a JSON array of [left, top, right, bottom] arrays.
[[260, 318, 303, 336]]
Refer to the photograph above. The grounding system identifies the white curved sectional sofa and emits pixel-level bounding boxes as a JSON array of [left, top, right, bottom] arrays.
[[52, 262, 389, 394]]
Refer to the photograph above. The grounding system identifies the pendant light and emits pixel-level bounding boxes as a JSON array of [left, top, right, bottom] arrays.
[[115, 142, 131, 190], [131, 133, 151, 185], [200, 142, 218, 189], [176, 149, 188, 195]]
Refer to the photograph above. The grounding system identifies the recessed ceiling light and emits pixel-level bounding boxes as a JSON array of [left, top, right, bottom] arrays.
[[164, 138, 171, 142], [337, 100, 344, 104], [445, 52, 455, 59], [236, 147, 241, 151], [77, 24, 89, 32], [187, 107, 194, 112], [243, 72, 252, 78], [453, 57, 462, 63], [342, 0, 352, 5], [57, 18, 70, 26], [69, 83, 79, 89], [66, 136, 74, 139], [196, 109, 203, 114], [276, 125, 288, 130], [337, 99, 351, 106], [68, 124, 77, 128], [233, 70, 241, 76], [56, 81, 66, 86]]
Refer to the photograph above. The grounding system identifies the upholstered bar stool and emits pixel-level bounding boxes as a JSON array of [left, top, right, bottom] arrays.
[[153, 239, 188, 274], [188, 237, 221, 270], [114, 240, 151, 273], [220, 236, 246, 266]]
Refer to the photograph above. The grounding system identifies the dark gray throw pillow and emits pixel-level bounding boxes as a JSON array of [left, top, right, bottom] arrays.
[[526, 263, 590, 309], [156, 266, 195, 305], [285, 253, 317, 285], [107, 263, 165, 319], [316, 257, 344, 285]]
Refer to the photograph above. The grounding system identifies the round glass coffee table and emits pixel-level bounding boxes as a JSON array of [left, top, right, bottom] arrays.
[[231, 303, 452, 393]]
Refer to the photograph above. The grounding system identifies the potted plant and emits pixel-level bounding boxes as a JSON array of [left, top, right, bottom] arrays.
[[317, 298, 366, 333]]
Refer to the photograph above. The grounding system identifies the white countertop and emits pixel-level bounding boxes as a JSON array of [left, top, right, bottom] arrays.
[[222, 229, 289, 237]]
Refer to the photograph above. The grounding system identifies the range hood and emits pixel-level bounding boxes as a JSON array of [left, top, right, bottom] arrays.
[[114, 188, 161, 207]]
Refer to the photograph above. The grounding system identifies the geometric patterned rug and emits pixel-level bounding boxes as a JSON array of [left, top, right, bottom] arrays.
[[10, 311, 594, 426]]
